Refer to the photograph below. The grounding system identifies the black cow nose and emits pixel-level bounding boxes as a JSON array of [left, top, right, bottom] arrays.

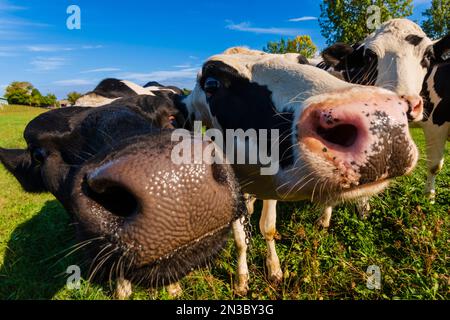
[[85, 164, 140, 218]]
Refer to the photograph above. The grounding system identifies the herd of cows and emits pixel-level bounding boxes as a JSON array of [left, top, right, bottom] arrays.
[[0, 19, 448, 299]]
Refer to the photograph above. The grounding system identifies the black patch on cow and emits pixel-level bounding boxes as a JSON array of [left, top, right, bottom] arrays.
[[421, 67, 434, 122], [405, 34, 424, 46], [200, 60, 294, 169], [93, 78, 138, 99], [321, 43, 378, 85], [431, 62, 450, 126], [144, 81, 164, 88]]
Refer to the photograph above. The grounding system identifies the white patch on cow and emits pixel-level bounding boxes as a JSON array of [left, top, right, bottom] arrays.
[[121, 80, 156, 96], [75, 93, 119, 107], [145, 86, 177, 94]]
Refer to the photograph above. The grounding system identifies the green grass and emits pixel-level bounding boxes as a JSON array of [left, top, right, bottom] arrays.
[[0, 104, 448, 300]]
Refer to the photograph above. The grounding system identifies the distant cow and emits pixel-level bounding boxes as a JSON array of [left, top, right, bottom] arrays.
[[320, 20, 449, 203], [0, 94, 245, 299], [183, 47, 419, 295], [75, 78, 183, 107]]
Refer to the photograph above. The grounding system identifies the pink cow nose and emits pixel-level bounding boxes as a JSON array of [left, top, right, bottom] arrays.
[[402, 95, 424, 122]]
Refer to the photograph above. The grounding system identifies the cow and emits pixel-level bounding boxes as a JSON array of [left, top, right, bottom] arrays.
[[421, 57, 450, 202], [183, 47, 419, 295], [75, 78, 183, 107], [0, 94, 246, 299], [319, 20, 450, 205]]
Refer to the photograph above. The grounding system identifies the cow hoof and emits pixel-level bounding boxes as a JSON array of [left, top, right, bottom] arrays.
[[166, 282, 183, 298], [115, 278, 132, 300], [315, 217, 330, 229], [234, 275, 249, 296], [268, 270, 283, 286], [427, 191, 436, 204], [357, 203, 371, 220]]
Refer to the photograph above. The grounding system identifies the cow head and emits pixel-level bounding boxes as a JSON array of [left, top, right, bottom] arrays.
[[185, 49, 419, 204], [321, 19, 450, 122], [0, 95, 244, 287]]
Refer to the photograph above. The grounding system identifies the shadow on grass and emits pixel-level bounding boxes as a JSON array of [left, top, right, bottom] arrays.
[[0, 200, 79, 300]]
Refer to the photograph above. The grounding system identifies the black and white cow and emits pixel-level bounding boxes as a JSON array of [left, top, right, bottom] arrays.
[[75, 78, 183, 107], [420, 58, 450, 201], [320, 19, 450, 204], [183, 47, 419, 294]]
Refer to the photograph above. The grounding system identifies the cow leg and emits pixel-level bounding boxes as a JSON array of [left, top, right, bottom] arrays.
[[423, 124, 449, 203], [166, 282, 183, 298], [356, 198, 371, 220], [260, 200, 283, 284], [232, 216, 249, 296], [115, 277, 132, 300], [316, 206, 333, 229]]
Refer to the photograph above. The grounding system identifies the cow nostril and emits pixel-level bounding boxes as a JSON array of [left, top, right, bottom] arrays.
[[316, 124, 358, 148], [86, 183, 139, 218]]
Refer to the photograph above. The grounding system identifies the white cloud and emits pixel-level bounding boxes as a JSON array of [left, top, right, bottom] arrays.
[[288, 16, 318, 22], [30, 57, 66, 71], [226, 21, 302, 36], [82, 45, 104, 50], [0, 18, 49, 28], [81, 67, 121, 73], [173, 64, 192, 68], [27, 45, 73, 52], [53, 79, 97, 86], [0, 0, 27, 11], [119, 67, 199, 83]]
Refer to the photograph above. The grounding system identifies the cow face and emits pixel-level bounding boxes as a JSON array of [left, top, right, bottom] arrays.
[[0, 95, 244, 286], [322, 19, 443, 122], [185, 51, 418, 204]]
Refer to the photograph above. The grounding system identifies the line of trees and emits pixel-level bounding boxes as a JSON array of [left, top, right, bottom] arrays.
[[4, 82, 59, 108], [264, 0, 449, 55]]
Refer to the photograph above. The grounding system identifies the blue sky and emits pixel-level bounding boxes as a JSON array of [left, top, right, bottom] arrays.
[[0, 0, 432, 99]]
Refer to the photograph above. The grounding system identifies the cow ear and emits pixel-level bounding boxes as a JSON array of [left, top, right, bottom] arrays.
[[433, 34, 450, 62], [322, 43, 355, 68], [0, 147, 47, 193]]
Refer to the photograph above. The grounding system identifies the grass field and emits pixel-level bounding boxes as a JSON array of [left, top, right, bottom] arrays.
[[0, 104, 448, 300]]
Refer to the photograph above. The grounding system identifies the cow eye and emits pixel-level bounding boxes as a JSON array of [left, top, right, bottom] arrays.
[[204, 77, 221, 96], [31, 148, 48, 164]]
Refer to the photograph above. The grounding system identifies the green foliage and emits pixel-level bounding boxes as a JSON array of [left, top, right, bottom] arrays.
[[264, 35, 318, 58], [4, 82, 58, 108], [67, 92, 82, 105], [4, 82, 33, 106], [319, 0, 413, 45], [422, 0, 450, 39]]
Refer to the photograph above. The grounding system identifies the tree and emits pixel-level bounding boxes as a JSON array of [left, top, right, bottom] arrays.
[[263, 35, 318, 58], [67, 91, 82, 105], [30, 88, 43, 107], [40, 94, 58, 108], [319, 0, 413, 45], [422, 0, 449, 39], [4, 82, 33, 105]]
